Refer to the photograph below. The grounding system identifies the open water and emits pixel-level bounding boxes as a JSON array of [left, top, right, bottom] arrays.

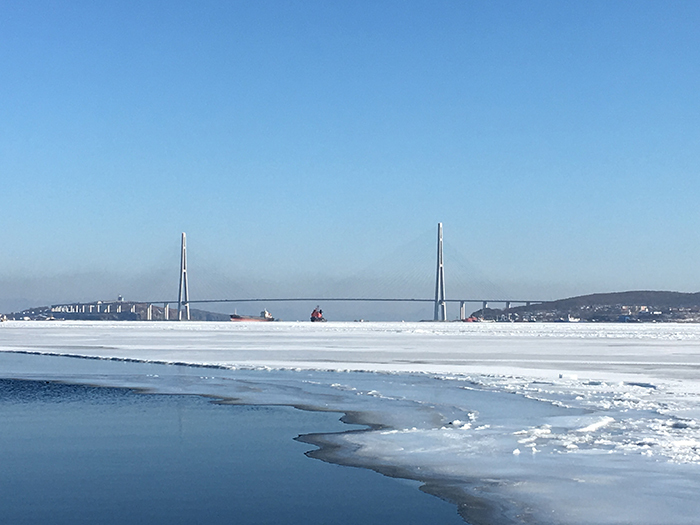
[[0, 376, 465, 525]]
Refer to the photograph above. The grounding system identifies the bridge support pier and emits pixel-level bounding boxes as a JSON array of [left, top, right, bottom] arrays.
[[164, 303, 169, 321], [147, 304, 153, 321], [178, 233, 191, 321], [460, 301, 466, 320], [434, 223, 447, 321]]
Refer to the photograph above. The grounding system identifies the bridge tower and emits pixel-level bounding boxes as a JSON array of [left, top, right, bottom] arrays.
[[434, 223, 447, 321], [177, 232, 190, 321]]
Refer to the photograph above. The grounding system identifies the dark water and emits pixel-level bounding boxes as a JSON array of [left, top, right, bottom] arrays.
[[0, 379, 464, 525]]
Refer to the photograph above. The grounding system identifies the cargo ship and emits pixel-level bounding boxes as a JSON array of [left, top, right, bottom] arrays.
[[230, 309, 276, 322]]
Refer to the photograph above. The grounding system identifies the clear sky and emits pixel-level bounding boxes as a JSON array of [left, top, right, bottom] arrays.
[[2, 1, 699, 318]]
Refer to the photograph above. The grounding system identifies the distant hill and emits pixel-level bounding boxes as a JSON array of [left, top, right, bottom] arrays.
[[524, 290, 700, 310], [484, 290, 700, 322]]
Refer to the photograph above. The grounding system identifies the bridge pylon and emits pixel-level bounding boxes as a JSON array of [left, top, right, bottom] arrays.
[[177, 232, 190, 321], [434, 223, 447, 321]]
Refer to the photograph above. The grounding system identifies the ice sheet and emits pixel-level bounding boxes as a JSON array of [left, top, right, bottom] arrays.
[[1, 321, 700, 524]]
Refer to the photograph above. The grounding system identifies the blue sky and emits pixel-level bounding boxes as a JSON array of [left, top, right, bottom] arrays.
[[2, 1, 699, 318]]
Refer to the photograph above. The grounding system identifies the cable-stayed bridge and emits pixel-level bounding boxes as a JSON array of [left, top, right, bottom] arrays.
[[49, 225, 544, 321]]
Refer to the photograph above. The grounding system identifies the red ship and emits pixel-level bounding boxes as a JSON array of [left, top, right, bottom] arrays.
[[230, 309, 276, 322]]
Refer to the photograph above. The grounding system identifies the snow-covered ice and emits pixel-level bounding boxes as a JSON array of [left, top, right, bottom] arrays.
[[2, 321, 700, 524]]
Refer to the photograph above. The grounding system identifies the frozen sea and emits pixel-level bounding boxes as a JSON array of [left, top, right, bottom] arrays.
[[2, 321, 700, 524]]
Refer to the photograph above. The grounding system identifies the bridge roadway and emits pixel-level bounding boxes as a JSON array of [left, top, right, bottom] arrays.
[[47, 298, 545, 322], [184, 298, 542, 305], [52, 298, 544, 307]]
